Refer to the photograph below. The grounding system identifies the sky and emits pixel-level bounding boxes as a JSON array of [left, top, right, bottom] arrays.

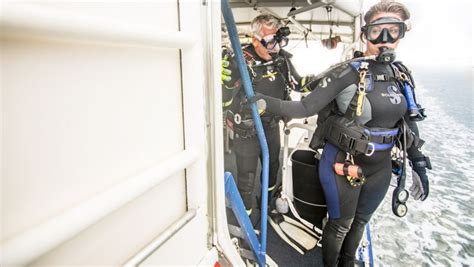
[[289, 0, 473, 75], [364, 0, 473, 68]]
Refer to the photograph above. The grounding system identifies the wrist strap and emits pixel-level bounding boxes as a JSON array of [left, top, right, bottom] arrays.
[[411, 156, 432, 170]]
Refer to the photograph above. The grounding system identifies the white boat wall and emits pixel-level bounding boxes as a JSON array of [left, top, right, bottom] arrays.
[[0, 1, 240, 266], [1, 0, 366, 266]]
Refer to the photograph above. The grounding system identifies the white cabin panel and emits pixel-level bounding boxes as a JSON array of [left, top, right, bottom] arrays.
[[31, 173, 187, 266], [0, 1, 218, 266], [2, 37, 184, 242], [30, 2, 179, 30], [0, 1, 212, 266]]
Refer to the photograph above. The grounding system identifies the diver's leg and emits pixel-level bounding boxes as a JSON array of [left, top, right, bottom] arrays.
[[337, 213, 372, 267], [339, 155, 392, 264], [322, 217, 355, 267], [263, 124, 281, 198], [234, 134, 260, 210], [319, 144, 362, 267]]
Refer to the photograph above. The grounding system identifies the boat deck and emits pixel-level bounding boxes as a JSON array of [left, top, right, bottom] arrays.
[[267, 224, 324, 266], [224, 143, 324, 266]]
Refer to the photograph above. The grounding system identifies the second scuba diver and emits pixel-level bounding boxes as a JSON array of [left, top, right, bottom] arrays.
[[222, 14, 315, 224], [254, 1, 432, 266]]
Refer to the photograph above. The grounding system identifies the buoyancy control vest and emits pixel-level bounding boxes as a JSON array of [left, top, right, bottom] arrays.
[[225, 46, 303, 137], [309, 58, 425, 155]]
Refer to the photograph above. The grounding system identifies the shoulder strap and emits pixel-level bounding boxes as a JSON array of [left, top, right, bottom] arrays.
[[345, 61, 369, 120], [242, 46, 257, 65], [348, 57, 371, 71], [279, 49, 293, 59], [392, 61, 416, 88]]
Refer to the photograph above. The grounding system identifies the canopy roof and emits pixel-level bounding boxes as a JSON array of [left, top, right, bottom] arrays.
[[224, 0, 364, 44]]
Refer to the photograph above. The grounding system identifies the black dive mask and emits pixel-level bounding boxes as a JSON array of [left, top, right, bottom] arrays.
[[260, 26, 291, 50], [376, 47, 396, 63], [362, 17, 406, 44]]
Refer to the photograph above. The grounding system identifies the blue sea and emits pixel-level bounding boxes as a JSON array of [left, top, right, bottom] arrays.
[[371, 66, 474, 266]]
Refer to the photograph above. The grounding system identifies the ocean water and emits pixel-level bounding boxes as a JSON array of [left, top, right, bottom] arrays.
[[371, 66, 474, 266]]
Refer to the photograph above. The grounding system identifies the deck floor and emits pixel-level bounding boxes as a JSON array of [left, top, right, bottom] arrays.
[[224, 140, 324, 266]]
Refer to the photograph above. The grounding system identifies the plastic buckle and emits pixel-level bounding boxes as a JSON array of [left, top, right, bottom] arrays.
[[338, 133, 348, 145], [348, 138, 356, 150], [383, 135, 394, 144], [365, 142, 375, 156]]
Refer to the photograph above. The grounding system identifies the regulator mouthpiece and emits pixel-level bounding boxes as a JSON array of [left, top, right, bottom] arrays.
[[376, 47, 396, 63]]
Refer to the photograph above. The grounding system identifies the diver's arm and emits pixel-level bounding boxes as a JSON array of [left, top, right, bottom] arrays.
[[222, 79, 241, 110], [405, 113, 432, 201], [405, 114, 424, 159], [222, 54, 242, 110], [286, 56, 302, 82], [262, 63, 359, 118]]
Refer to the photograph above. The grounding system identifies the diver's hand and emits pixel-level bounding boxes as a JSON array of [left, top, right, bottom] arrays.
[[243, 93, 266, 115], [301, 74, 316, 91], [409, 157, 432, 201], [256, 98, 266, 115], [221, 54, 232, 84], [410, 167, 429, 201]]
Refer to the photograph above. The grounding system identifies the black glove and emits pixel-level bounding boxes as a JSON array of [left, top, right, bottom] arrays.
[[409, 157, 432, 201]]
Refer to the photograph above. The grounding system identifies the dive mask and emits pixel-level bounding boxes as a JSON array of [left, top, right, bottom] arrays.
[[260, 26, 290, 49], [362, 17, 407, 44]]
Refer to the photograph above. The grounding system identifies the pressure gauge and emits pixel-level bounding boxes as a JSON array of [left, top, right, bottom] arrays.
[[395, 203, 408, 217], [397, 189, 409, 203]]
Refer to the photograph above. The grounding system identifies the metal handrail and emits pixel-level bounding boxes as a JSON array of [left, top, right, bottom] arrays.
[[124, 209, 198, 267], [221, 0, 269, 265], [285, 122, 316, 132], [0, 3, 196, 49], [0, 148, 199, 266]]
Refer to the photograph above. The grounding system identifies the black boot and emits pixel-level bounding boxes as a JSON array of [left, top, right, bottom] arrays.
[[337, 254, 356, 267]]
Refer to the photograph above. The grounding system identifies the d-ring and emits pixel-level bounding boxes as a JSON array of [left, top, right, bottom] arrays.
[[234, 113, 241, 125], [365, 143, 375, 156]]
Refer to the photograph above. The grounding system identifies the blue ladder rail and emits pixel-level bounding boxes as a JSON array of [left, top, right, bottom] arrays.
[[357, 223, 375, 266], [366, 223, 374, 266], [224, 172, 265, 265], [221, 0, 270, 266]]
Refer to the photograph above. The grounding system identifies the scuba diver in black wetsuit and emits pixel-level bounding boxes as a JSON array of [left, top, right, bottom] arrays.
[[222, 14, 315, 223], [253, 1, 432, 266]]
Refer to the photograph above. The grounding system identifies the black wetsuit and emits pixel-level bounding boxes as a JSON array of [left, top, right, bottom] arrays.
[[262, 59, 423, 266], [222, 45, 310, 212]]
